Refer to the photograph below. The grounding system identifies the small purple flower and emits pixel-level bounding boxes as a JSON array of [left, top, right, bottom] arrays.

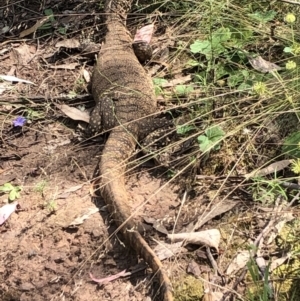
[[13, 116, 26, 127]]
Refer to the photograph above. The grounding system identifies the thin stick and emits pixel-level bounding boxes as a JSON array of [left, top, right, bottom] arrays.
[[280, 0, 300, 5]]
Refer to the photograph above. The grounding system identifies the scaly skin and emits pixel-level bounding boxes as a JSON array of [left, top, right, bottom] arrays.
[[90, 0, 173, 300]]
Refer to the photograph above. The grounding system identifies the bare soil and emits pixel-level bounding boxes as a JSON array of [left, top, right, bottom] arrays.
[[0, 120, 181, 301]]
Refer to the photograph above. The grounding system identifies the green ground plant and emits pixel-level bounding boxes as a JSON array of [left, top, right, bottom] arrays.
[[34, 180, 48, 195], [0, 183, 22, 201], [197, 125, 225, 153], [141, 1, 300, 300], [247, 253, 272, 301], [46, 199, 57, 212]]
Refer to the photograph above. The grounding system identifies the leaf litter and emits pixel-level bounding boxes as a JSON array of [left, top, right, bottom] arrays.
[[0, 202, 18, 225]]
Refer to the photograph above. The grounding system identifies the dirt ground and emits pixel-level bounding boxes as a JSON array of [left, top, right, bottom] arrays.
[[0, 118, 182, 301]]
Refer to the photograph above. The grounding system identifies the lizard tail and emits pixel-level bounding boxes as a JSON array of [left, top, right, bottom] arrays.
[[99, 128, 174, 301]]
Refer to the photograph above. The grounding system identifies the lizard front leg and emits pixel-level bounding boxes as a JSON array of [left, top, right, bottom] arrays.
[[88, 96, 116, 134]]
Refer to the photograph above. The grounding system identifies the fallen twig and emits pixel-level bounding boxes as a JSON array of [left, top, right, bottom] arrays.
[[280, 0, 300, 4]]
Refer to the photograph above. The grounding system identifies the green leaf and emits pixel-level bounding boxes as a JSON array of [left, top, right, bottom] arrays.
[[176, 125, 195, 135], [39, 23, 53, 30], [0, 183, 14, 192], [153, 77, 168, 86], [248, 10, 276, 23], [153, 78, 167, 96], [68, 91, 77, 98], [175, 84, 194, 96], [0, 183, 21, 200], [204, 126, 225, 151], [231, 28, 253, 42], [214, 64, 230, 81], [190, 31, 228, 59], [205, 126, 225, 141], [241, 69, 250, 77], [212, 27, 231, 43], [237, 82, 252, 91], [155, 86, 163, 96], [167, 170, 175, 178], [44, 8, 55, 22], [197, 135, 210, 152], [283, 47, 292, 53], [186, 59, 200, 67], [210, 43, 225, 56], [9, 190, 17, 201], [58, 27, 67, 35], [190, 40, 211, 54], [227, 72, 245, 87], [44, 8, 54, 16]]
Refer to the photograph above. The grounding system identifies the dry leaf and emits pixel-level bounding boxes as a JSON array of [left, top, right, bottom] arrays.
[[134, 24, 154, 43], [0, 47, 9, 55], [19, 16, 51, 38], [267, 213, 294, 244], [249, 56, 281, 73], [69, 207, 99, 226], [0, 75, 34, 85], [270, 253, 291, 271], [256, 256, 266, 274], [50, 63, 79, 70], [90, 269, 126, 284], [161, 75, 192, 88], [62, 184, 84, 194], [168, 229, 220, 251], [190, 200, 238, 231], [55, 104, 90, 123], [187, 260, 201, 277], [152, 221, 168, 235], [82, 69, 91, 83], [149, 45, 170, 76], [143, 217, 169, 235], [153, 241, 185, 261], [0, 202, 18, 225], [11, 44, 36, 65], [55, 38, 81, 49], [57, 184, 84, 199], [0, 82, 10, 94], [143, 216, 156, 224], [203, 292, 224, 301], [246, 160, 291, 178], [226, 250, 250, 275], [1, 26, 9, 34]]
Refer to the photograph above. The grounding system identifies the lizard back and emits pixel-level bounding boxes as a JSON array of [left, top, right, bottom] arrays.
[[90, 0, 173, 300], [90, 0, 155, 134]]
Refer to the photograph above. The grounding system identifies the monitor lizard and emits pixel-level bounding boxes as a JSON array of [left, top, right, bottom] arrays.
[[89, 0, 173, 300]]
